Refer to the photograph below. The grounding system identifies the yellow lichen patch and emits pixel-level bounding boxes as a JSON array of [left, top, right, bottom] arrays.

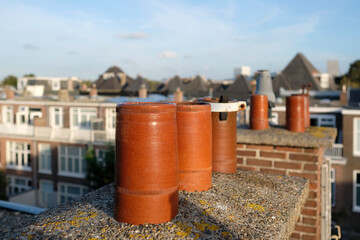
[[193, 222, 205, 232], [276, 176, 283, 179], [245, 203, 265, 212], [200, 221, 219, 231], [194, 233, 200, 239], [201, 207, 214, 216], [198, 200, 208, 205], [128, 233, 151, 239], [173, 221, 192, 238], [26, 234, 34, 240], [39, 211, 98, 230], [228, 215, 235, 221], [222, 231, 232, 238]]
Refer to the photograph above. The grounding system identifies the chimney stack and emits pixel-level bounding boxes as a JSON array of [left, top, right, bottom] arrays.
[[340, 84, 348, 106], [174, 87, 183, 102], [4, 86, 15, 100], [89, 84, 98, 98], [81, 83, 88, 91], [138, 84, 147, 98], [58, 89, 70, 101]]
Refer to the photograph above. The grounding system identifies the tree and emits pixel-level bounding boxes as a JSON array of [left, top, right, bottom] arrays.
[[85, 145, 115, 190], [23, 73, 35, 77], [2, 75, 17, 87], [0, 170, 7, 200], [340, 60, 360, 88]]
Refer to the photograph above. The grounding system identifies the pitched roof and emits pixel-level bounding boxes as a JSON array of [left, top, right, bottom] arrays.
[[183, 75, 210, 93], [213, 75, 252, 100], [159, 75, 183, 93], [105, 66, 124, 74], [124, 75, 149, 92], [272, 53, 321, 95]]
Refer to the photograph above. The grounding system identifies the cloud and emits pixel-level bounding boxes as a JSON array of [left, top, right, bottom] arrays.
[[23, 44, 38, 50], [115, 33, 148, 39], [159, 51, 178, 59], [67, 51, 76, 55]]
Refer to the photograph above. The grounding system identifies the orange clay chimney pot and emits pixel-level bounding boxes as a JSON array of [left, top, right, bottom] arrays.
[[114, 102, 178, 225], [286, 95, 305, 133], [250, 95, 269, 130], [175, 102, 212, 192]]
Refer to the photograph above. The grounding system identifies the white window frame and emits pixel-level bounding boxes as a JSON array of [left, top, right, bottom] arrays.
[[353, 118, 360, 156], [331, 168, 336, 207], [96, 148, 106, 163], [6, 141, 32, 171], [39, 180, 54, 208], [70, 107, 97, 129], [58, 182, 88, 204], [58, 145, 86, 178], [38, 144, 52, 174], [105, 108, 116, 131], [49, 107, 63, 128], [310, 114, 336, 127], [16, 106, 29, 125], [353, 170, 360, 212], [7, 175, 32, 196], [2, 105, 13, 124]]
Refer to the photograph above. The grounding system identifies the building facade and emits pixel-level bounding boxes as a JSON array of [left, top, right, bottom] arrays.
[[0, 98, 116, 208]]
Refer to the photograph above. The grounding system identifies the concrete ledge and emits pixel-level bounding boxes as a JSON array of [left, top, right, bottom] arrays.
[[1, 170, 309, 239], [237, 126, 337, 149]]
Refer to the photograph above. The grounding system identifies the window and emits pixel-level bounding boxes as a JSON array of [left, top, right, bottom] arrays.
[[39, 181, 55, 208], [331, 168, 336, 207], [16, 106, 29, 125], [106, 108, 116, 130], [58, 182, 88, 204], [6, 141, 32, 171], [353, 170, 360, 212], [50, 107, 63, 127], [7, 175, 32, 196], [354, 118, 360, 156], [2, 106, 13, 124], [70, 108, 97, 129], [96, 148, 106, 164], [58, 145, 86, 178], [38, 144, 52, 173], [310, 114, 336, 128]]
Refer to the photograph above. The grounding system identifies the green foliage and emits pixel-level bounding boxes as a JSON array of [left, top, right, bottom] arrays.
[[340, 60, 360, 88], [147, 80, 162, 91], [82, 80, 93, 87], [0, 170, 7, 200], [2, 75, 17, 87], [23, 73, 35, 77], [85, 145, 115, 190]]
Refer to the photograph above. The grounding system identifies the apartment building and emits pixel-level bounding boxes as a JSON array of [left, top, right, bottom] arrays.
[[0, 97, 117, 208]]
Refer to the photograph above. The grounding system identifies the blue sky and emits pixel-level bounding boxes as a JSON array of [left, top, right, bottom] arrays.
[[0, 0, 359, 81]]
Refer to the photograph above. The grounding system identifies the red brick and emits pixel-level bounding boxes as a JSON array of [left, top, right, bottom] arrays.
[[303, 217, 316, 225], [274, 161, 301, 170], [305, 200, 317, 208], [301, 208, 317, 216], [308, 191, 317, 199], [237, 158, 243, 164], [303, 164, 318, 171], [294, 224, 316, 233], [246, 144, 274, 150], [289, 172, 317, 181], [260, 168, 286, 175], [237, 166, 258, 171], [302, 234, 317, 240], [237, 150, 256, 157], [260, 151, 286, 159], [290, 232, 300, 239], [275, 146, 303, 152], [247, 158, 272, 167], [289, 154, 318, 162], [304, 148, 320, 154], [236, 144, 244, 149], [309, 182, 318, 190]]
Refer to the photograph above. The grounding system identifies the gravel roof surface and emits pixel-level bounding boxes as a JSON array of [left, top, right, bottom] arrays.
[[0, 170, 308, 239]]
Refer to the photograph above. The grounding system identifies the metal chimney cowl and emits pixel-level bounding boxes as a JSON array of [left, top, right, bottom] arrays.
[[255, 70, 276, 103]]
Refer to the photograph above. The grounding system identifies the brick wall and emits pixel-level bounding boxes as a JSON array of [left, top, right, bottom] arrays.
[[236, 144, 324, 240]]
